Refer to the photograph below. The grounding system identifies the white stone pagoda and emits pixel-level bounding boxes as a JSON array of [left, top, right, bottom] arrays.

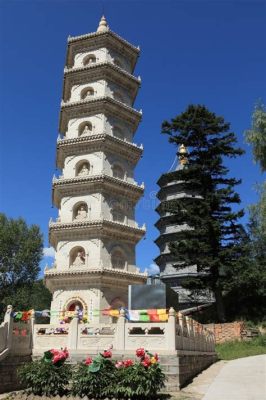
[[44, 16, 147, 323]]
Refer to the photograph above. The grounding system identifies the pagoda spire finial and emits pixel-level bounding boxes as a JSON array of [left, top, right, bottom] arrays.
[[179, 144, 188, 166], [97, 15, 109, 33]]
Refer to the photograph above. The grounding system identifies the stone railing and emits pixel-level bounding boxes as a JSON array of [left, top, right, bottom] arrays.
[[0, 305, 13, 361], [33, 307, 215, 354], [1, 306, 215, 358], [0, 305, 33, 362]]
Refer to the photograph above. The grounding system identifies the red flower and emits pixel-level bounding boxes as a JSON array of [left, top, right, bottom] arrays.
[[154, 352, 159, 361], [123, 359, 134, 367], [136, 347, 145, 358], [102, 350, 112, 358], [141, 356, 151, 368], [50, 348, 69, 365], [85, 357, 93, 365]]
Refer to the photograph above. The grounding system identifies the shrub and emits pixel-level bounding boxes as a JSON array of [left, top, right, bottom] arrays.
[[18, 348, 71, 396], [115, 348, 166, 399], [72, 350, 116, 398]]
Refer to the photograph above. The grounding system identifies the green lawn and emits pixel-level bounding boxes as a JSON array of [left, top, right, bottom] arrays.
[[216, 335, 266, 360]]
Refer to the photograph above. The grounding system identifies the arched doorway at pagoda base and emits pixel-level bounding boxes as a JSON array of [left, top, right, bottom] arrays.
[[64, 297, 87, 314], [67, 300, 83, 312]]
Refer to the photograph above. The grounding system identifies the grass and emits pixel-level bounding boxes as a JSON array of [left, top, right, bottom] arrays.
[[216, 334, 266, 360]]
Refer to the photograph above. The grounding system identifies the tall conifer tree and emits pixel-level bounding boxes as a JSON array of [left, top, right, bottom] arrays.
[[161, 105, 244, 321]]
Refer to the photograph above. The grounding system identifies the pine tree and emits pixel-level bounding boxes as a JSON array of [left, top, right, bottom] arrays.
[[161, 105, 244, 322]]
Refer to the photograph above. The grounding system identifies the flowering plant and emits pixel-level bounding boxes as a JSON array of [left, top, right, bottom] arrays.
[[18, 348, 71, 396], [115, 348, 165, 399], [72, 349, 116, 398]]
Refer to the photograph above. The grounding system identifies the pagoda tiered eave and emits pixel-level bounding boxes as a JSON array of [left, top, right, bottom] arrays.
[[45, 266, 147, 292], [49, 219, 146, 247], [59, 97, 142, 134], [52, 174, 144, 207], [56, 134, 143, 168], [63, 62, 140, 103]]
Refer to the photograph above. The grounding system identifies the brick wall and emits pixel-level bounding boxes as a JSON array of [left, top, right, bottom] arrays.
[[204, 322, 245, 344]]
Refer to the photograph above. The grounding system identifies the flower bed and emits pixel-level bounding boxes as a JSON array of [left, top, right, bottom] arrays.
[[18, 347, 166, 399]]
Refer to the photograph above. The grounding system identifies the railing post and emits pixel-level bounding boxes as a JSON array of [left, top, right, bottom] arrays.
[[31, 310, 35, 350], [115, 308, 125, 351], [4, 305, 13, 350], [68, 307, 79, 350], [177, 312, 184, 350], [166, 307, 176, 351], [185, 316, 192, 351]]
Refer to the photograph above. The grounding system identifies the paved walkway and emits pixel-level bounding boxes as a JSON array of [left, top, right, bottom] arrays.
[[178, 354, 266, 400], [202, 355, 266, 400]]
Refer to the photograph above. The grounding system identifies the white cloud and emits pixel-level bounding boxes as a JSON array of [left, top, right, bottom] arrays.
[[43, 247, 55, 258], [147, 263, 160, 275]]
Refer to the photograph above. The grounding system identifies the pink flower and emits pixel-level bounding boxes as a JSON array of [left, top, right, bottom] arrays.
[[154, 352, 159, 361], [85, 357, 93, 365], [136, 347, 145, 358], [115, 361, 124, 369], [102, 350, 112, 358], [123, 359, 134, 367]]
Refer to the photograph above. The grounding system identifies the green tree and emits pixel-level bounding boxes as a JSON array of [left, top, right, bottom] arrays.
[[0, 213, 43, 315], [245, 100, 266, 172], [222, 101, 266, 322], [3, 280, 52, 315], [161, 105, 245, 322]]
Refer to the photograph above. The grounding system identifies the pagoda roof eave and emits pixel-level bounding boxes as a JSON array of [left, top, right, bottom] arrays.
[[49, 219, 146, 247], [154, 232, 181, 247], [59, 97, 142, 134], [155, 215, 178, 229], [56, 134, 143, 169], [44, 267, 147, 292], [153, 251, 180, 266], [52, 174, 144, 207]]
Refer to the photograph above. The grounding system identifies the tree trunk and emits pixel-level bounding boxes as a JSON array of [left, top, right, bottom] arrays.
[[214, 287, 226, 322]]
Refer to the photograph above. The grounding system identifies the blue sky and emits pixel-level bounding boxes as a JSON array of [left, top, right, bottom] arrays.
[[0, 0, 265, 276]]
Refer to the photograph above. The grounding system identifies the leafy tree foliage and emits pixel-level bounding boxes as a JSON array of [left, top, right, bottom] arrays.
[[2, 280, 52, 318], [161, 105, 245, 322], [245, 100, 266, 172], [0, 213, 43, 315]]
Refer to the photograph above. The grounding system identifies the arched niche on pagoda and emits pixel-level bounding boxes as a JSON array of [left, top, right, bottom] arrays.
[[83, 54, 96, 66], [112, 163, 125, 180], [109, 297, 126, 323], [75, 160, 91, 177], [111, 247, 126, 270], [69, 246, 86, 267], [111, 202, 126, 224], [78, 121, 93, 136], [64, 296, 87, 313], [73, 202, 88, 221], [81, 86, 94, 100]]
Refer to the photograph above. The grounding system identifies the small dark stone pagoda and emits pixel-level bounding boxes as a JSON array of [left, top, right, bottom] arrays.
[[154, 145, 202, 308]]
